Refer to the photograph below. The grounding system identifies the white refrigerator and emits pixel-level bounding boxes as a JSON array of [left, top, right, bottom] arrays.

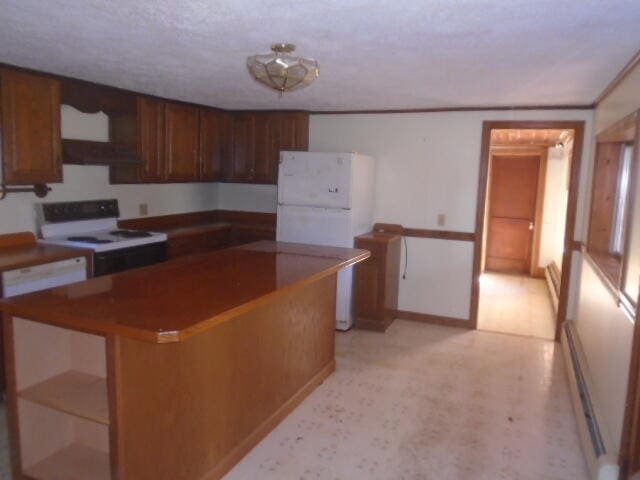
[[276, 151, 376, 330]]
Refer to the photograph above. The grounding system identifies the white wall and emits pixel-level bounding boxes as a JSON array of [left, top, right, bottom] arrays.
[[0, 165, 218, 234], [539, 143, 571, 270], [575, 259, 634, 453], [310, 109, 593, 320], [624, 159, 640, 303], [572, 59, 640, 458], [216, 183, 277, 213], [0, 105, 218, 235], [595, 64, 640, 134]]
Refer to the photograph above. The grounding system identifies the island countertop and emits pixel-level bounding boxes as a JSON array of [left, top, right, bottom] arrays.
[[0, 241, 369, 343]]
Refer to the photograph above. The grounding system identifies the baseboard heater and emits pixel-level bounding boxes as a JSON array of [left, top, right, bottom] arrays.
[[545, 262, 561, 313], [561, 321, 619, 480]]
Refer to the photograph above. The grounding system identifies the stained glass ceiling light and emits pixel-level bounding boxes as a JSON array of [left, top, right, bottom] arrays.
[[247, 43, 319, 95]]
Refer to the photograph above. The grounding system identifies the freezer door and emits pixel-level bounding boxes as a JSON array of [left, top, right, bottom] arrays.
[[278, 151, 352, 209], [276, 205, 353, 248]]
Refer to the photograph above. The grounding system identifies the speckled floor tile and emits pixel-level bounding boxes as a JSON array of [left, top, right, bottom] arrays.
[[0, 320, 587, 480], [224, 320, 589, 480], [478, 273, 556, 340]]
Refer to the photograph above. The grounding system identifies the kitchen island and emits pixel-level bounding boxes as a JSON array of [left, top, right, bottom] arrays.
[[0, 241, 369, 480]]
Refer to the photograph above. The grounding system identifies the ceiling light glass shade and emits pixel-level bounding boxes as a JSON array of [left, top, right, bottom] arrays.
[[247, 44, 319, 94]]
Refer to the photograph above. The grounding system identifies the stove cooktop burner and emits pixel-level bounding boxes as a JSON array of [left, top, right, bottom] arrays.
[[110, 230, 153, 238], [67, 236, 113, 244]]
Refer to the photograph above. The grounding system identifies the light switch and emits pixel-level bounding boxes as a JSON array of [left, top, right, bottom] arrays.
[[139, 203, 149, 216], [437, 213, 446, 226]]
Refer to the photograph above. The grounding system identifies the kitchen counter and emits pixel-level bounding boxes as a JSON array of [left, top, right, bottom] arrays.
[[158, 221, 232, 239], [0, 241, 368, 343], [2, 240, 368, 480], [0, 239, 91, 273]]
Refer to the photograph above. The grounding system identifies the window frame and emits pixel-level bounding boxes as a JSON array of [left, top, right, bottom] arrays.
[[586, 110, 640, 314]]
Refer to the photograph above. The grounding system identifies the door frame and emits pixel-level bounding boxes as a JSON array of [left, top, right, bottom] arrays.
[[470, 120, 585, 340], [486, 148, 548, 277]]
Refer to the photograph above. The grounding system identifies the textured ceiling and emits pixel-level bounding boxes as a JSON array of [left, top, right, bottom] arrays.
[[1, 0, 639, 111]]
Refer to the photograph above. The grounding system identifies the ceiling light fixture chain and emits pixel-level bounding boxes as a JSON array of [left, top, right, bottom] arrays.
[[247, 43, 319, 95]]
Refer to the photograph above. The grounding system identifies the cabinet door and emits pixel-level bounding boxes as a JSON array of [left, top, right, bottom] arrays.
[[200, 108, 231, 181], [1, 69, 62, 185], [252, 113, 277, 183], [252, 113, 309, 184], [286, 112, 309, 151], [165, 102, 200, 182], [258, 112, 310, 184], [355, 258, 380, 320], [110, 96, 166, 184], [228, 113, 256, 182], [139, 97, 166, 182]]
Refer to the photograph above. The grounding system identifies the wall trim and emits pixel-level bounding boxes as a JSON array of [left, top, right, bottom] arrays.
[[395, 310, 471, 329], [2, 61, 600, 115], [581, 246, 622, 304], [310, 105, 595, 115], [572, 240, 584, 251], [373, 223, 475, 242], [402, 228, 475, 242]]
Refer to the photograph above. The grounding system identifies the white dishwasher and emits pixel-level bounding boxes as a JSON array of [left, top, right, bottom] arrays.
[[1, 257, 87, 298]]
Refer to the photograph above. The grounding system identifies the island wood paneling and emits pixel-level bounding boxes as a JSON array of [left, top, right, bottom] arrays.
[[109, 274, 337, 480], [0, 242, 368, 343]]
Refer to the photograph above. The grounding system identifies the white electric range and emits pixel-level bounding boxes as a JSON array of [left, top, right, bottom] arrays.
[[37, 199, 168, 276]]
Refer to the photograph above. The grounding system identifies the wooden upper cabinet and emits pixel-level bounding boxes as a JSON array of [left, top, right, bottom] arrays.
[[200, 108, 232, 181], [0, 69, 62, 185], [164, 102, 200, 182], [229, 113, 256, 183], [110, 96, 166, 184], [139, 97, 166, 182], [228, 111, 309, 184], [252, 113, 275, 183]]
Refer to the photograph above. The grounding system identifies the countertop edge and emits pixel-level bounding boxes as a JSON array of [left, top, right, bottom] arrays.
[[1, 249, 371, 344], [0, 244, 93, 273]]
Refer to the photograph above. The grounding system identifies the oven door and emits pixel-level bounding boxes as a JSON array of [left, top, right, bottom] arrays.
[[93, 242, 168, 277]]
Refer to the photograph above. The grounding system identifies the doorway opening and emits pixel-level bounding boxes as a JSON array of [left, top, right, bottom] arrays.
[[471, 122, 585, 340]]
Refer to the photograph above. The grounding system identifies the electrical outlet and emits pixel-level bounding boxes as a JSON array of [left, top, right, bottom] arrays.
[[437, 213, 446, 226], [139, 203, 148, 216]]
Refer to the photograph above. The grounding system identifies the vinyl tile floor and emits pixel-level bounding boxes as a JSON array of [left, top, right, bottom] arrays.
[[225, 320, 588, 479], [478, 273, 557, 340], [0, 320, 588, 480]]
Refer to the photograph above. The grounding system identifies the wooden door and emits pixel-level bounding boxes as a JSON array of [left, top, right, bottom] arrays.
[[1, 69, 62, 185], [486, 154, 540, 274], [165, 102, 200, 182], [199, 108, 231, 181], [229, 113, 256, 182]]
